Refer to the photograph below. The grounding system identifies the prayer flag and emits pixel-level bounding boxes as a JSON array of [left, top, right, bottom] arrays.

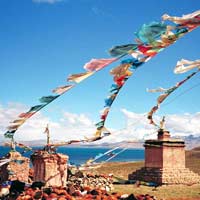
[[39, 95, 59, 104], [135, 21, 167, 43], [7, 124, 21, 130], [18, 112, 35, 119], [109, 44, 138, 57], [12, 119, 26, 124], [148, 67, 199, 126], [52, 85, 74, 95], [44, 124, 50, 135], [28, 105, 44, 112], [174, 59, 200, 74], [162, 10, 200, 25], [83, 58, 117, 71], [4, 130, 16, 138], [67, 71, 94, 83], [147, 87, 169, 93]]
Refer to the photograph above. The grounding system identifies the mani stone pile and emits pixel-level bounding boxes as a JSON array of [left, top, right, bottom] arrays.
[[67, 171, 114, 193], [0, 151, 30, 184]]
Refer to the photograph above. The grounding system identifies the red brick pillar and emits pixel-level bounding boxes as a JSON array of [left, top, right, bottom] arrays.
[[129, 129, 200, 184], [31, 151, 68, 187], [145, 129, 185, 169]]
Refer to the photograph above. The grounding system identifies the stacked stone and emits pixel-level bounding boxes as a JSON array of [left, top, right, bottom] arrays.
[[161, 168, 200, 184], [67, 173, 114, 192], [129, 130, 200, 185], [31, 150, 68, 187], [129, 167, 200, 185], [0, 151, 30, 184], [129, 167, 162, 184]]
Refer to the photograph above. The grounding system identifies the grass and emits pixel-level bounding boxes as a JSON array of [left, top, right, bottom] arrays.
[[85, 161, 144, 180], [84, 147, 200, 200], [113, 184, 200, 200], [186, 147, 200, 175]]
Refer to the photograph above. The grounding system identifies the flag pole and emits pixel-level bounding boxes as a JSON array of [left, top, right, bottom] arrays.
[[46, 124, 50, 146], [10, 136, 16, 151]]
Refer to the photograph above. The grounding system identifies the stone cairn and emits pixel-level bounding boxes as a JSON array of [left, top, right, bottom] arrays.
[[129, 129, 200, 185], [31, 150, 68, 187], [67, 171, 114, 193], [0, 151, 30, 184], [5, 169, 157, 200]]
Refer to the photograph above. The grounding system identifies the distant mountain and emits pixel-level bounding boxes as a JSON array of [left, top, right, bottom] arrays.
[[0, 134, 199, 149], [20, 139, 47, 147], [5, 139, 144, 149], [182, 135, 200, 150], [171, 134, 200, 149]]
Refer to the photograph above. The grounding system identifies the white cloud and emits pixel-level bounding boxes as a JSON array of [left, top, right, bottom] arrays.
[[32, 0, 64, 4], [63, 112, 93, 126], [0, 102, 96, 142], [119, 108, 200, 139], [1, 103, 200, 145], [166, 112, 200, 136]]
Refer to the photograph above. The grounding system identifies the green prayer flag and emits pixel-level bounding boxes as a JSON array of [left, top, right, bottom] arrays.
[[39, 95, 59, 104]]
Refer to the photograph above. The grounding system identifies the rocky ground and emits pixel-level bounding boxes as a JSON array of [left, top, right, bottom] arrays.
[[0, 147, 199, 200]]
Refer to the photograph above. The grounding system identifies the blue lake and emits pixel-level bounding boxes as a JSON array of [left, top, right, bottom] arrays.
[[0, 146, 144, 165]]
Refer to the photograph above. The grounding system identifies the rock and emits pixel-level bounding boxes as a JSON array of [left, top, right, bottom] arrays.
[[10, 180, 25, 194], [0, 186, 9, 198], [33, 190, 43, 199], [31, 181, 45, 189]]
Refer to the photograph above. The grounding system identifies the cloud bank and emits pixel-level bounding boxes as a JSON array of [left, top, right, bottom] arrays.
[[0, 102, 96, 142], [0, 103, 200, 144]]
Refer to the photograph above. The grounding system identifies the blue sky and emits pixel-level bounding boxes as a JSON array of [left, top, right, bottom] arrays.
[[0, 0, 200, 143]]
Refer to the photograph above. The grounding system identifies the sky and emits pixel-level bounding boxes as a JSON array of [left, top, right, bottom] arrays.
[[0, 0, 200, 144]]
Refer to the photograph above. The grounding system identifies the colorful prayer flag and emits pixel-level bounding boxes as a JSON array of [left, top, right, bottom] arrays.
[[52, 85, 74, 95], [174, 59, 200, 74], [67, 71, 94, 83], [83, 58, 117, 71], [39, 95, 59, 104]]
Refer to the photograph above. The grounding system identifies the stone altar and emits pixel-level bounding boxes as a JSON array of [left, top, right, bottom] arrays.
[[31, 150, 68, 187], [129, 129, 200, 185]]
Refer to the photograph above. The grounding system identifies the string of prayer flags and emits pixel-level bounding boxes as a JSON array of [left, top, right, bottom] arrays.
[[94, 10, 200, 134], [84, 146, 120, 166], [83, 126, 111, 143], [4, 10, 200, 144], [0, 159, 11, 167], [147, 65, 200, 127], [94, 57, 145, 131], [15, 142, 32, 153], [162, 10, 200, 26], [4, 57, 120, 139], [146, 87, 169, 93], [174, 59, 200, 74], [4, 95, 60, 139], [5, 57, 122, 140]]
